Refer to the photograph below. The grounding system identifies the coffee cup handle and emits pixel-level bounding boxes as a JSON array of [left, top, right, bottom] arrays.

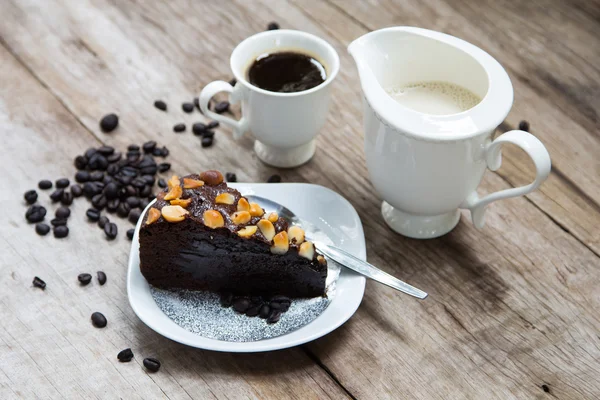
[[199, 81, 249, 139], [461, 130, 551, 229]]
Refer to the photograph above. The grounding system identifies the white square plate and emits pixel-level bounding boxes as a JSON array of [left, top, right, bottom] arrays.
[[127, 183, 366, 352]]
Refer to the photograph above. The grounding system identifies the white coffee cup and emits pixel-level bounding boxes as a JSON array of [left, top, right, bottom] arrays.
[[199, 30, 340, 168], [349, 27, 552, 239]]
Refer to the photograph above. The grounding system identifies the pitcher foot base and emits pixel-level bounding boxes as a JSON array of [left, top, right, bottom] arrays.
[[254, 140, 316, 168], [381, 202, 460, 239]]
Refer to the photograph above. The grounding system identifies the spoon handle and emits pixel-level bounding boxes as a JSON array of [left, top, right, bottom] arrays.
[[315, 243, 428, 299]]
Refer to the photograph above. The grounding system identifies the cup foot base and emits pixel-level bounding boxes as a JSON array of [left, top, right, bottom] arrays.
[[381, 202, 460, 239], [254, 140, 316, 168]]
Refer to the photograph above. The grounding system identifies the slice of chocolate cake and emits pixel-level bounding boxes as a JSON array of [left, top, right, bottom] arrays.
[[139, 170, 327, 298]]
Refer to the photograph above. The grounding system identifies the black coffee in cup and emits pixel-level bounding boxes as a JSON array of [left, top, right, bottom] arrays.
[[247, 51, 326, 93]]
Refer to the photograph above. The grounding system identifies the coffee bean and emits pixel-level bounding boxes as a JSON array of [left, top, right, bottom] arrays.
[[26, 205, 46, 223], [97, 145, 114, 156], [70, 184, 83, 198], [157, 163, 171, 173], [121, 166, 138, 177], [161, 147, 169, 157], [138, 155, 156, 168], [98, 216, 109, 229], [55, 207, 70, 219], [106, 164, 119, 176], [259, 304, 271, 319], [225, 172, 237, 182], [267, 22, 280, 30], [103, 175, 114, 186], [541, 384, 550, 393], [84, 148, 97, 159], [143, 357, 161, 372], [142, 175, 155, 185], [61, 191, 73, 206], [193, 97, 201, 111], [56, 178, 70, 189], [147, 194, 155, 201], [267, 174, 281, 183], [100, 113, 119, 133], [33, 276, 46, 290], [139, 185, 152, 197], [246, 304, 261, 317], [173, 123, 186, 133], [201, 136, 213, 148], [75, 171, 90, 183], [232, 297, 250, 313], [132, 178, 146, 189], [207, 121, 219, 129], [217, 292, 231, 307], [38, 180, 53, 190], [214, 101, 229, 114], [97, 271, 107, 285], [117, 348, 133, 362], [139, 199, 150, 210], [128, 209, 142, 224], [86, 208, 101, 221], [89, 154, 109, 170], [74, 155, 88, 170], [124, 185, 137, 197], [104, 222, 118, 240], [103, 182, 119, 200], [117, 176, 134, 187], [92, 194, 107, 210], [24, 190, 38, 204], [53, 225, 69, 238], [154, 100, 167, 111], [117, 202, 131, 218], [229, 78, 237, 86], [49, 189, 64, 203], [50, 218, 67, 226], [83, 182, 98, 198], [124, 196, 139, 208], [88, 171, 103, 182], [107, 152, 122, 163], [267, 310, 282, 324], [182, 102, 194, 113], [107, 198, 120, 212], [36, 223, 50, 236], [128, 144, 140, 152], [91, 312, 107, 328], [270, 301, 290, 312], [143, 140, 157, 153], [78, 273, 92, 285], [126, 228, 135, 240], [519, 120, 530, 132], [157, 178, 167, 188], [192, 122, 207, 136], [203, 130, 215, 139]]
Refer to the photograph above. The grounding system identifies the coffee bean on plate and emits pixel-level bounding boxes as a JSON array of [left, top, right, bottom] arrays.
[[157, 178, 167, 188], [192, 122, 207, 136], [182, 102, 194, 113], [35, 223, 50, 236], [246, 304, 261, 317], [143, 357, 161, 372], [267, 22, 280, 30], [117, 348, 134, 362], [24, 190, 38, 204], [26, 205, 46, 223], [100, 113, 119, 133], [70, 184, 83, 198], [519, 120, 530, 132], [86, 208, 101, 221], [53, 225, 69, 238], [207, 121, 219, 129], [214, 101, 229, 114], [201, 136, 213, 148], [232, 297, 250, 313], [128, 209, 141, 224], [157, 163, 170, 173], [259, 304, 271, 319], [98, 216, 109, 229], [50, 218, 67, 226], [225, 172, 237, 182], [143, 140, 157, 153], [56, 178, 70, 189], [154, 100, 167, 111], [38, 180, 53, 190], [61, 191, 73, 206], [91, 312, 107, 328], [97, 271, 107, 285], [267, 310, 282, 324], [74, 155, 88, 170], [104, 222, 118, 239], [126, 228, 135, 240], [267, 174, 281, 183], [173, 123, 186, 133], [78, 273, 92, 285], [33, 276, 46, 289]]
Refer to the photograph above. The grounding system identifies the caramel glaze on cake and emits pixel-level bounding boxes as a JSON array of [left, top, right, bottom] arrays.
[[139, 170, 327, 298]]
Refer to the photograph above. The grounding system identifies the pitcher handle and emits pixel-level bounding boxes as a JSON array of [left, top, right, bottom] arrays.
[[461, 130, 551, 228], [199, 80, 249, 139]]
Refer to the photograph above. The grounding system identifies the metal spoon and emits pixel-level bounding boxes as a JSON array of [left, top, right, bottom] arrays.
[[246, 195, 428, 300]]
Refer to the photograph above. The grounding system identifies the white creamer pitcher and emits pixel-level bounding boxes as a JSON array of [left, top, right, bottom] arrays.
[[348, 27, 551, 239]]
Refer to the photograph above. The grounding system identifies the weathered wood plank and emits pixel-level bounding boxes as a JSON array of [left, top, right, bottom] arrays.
[[0, 41, 349, 400]]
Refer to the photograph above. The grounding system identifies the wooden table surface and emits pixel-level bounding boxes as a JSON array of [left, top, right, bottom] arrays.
[[1, 0, 599, 398]]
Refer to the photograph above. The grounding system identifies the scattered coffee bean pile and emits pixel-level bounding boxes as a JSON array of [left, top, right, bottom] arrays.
[[220, 292, 291, 324], [117, 348, 161, 372]]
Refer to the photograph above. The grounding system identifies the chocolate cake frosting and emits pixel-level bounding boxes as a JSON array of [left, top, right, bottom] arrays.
[[139, 170, 327, 297]]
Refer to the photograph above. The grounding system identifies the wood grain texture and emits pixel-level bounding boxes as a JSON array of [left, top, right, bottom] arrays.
[[1, 0, 599, 398]]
